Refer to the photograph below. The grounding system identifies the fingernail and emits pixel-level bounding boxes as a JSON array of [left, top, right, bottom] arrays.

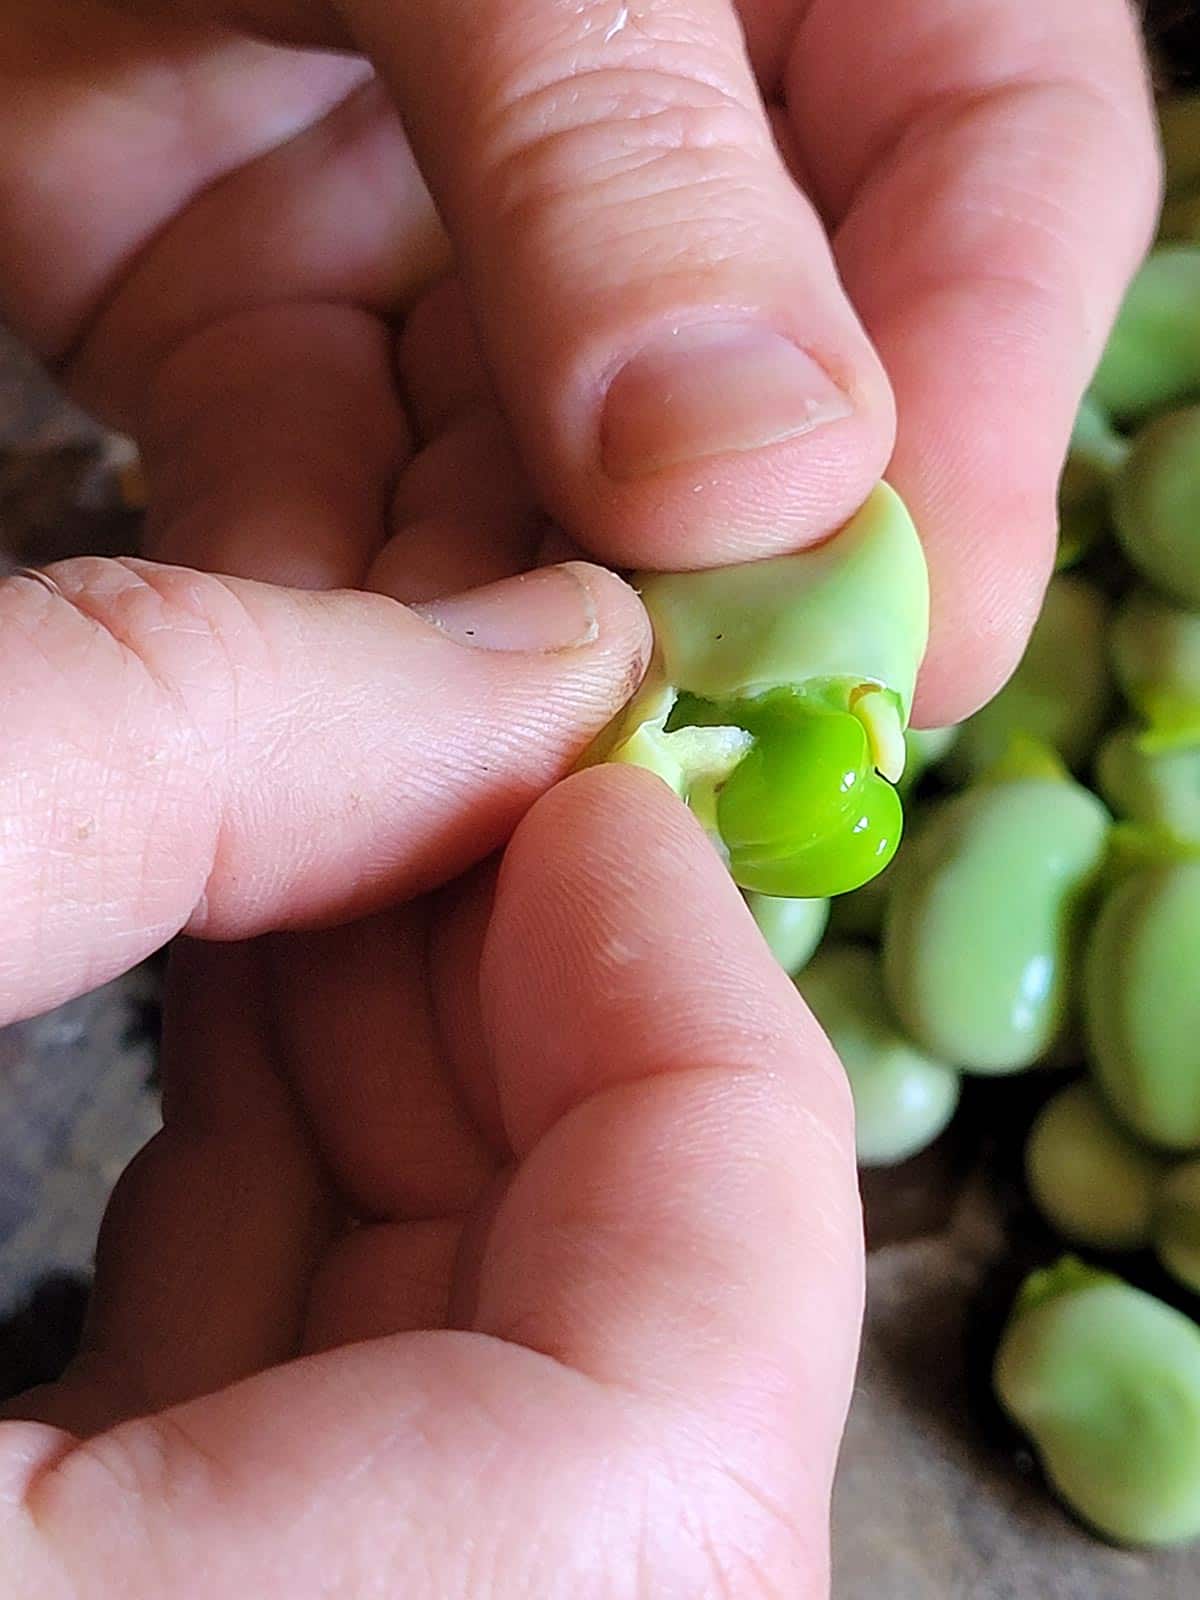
[[413, 563, 598, 653], [602, 322, 854, 481]]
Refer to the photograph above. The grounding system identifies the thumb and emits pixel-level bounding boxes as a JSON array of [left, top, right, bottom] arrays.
[[0, 557, 647, 1025], [339, 0, 895, 569]]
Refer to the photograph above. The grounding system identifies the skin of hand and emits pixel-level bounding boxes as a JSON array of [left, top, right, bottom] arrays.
[[0, 555, 862, 1599], [0, 0, 1162, 721], [0, 1, 1164, 1594]]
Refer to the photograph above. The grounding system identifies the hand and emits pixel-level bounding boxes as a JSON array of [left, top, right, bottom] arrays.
[[0, 552, 860, 1598], [0, 0, 1161, 723]]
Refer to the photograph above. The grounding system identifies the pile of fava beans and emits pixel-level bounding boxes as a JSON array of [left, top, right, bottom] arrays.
[[748, 95, 1200, 1552]]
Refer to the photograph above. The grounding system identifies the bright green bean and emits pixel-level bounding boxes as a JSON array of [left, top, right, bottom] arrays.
[[590, 484, 929, 897]]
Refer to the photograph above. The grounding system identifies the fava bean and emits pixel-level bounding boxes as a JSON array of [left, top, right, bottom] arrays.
[[1026, 1080, 1165, 1250], [745, 892, 828, 976], [947, 576, 1110, 781], [1092, 246, 1200, 424], [994, 1258, 1200, 1547], [591, 484, 929, 897], [1096, 727, 1200, 843], [798, 943, 960, 1167], [1085, 859, 1200, 1150], [883, 778, 1109, 1073], [1110, 588, 1200, 730], [1112, 404, 1200, 609]]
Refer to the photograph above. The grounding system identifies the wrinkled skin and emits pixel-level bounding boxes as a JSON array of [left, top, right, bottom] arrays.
[[0, 0, 1162, 1595]]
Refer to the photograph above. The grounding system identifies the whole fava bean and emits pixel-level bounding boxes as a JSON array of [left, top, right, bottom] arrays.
[[1156, 1161, 1200, 1294], [1092, 246, 1200, 425], [1096, 727, 1200, 843], [882, 778, 1110, 1074], [1085, 859, 1200, 1150], [1026, 1081, 1167, 1251], [745, 892, 828, 977], [994, 1257, 1200, 1547], [797, 943, 959, 1167], [1112, 405, 1200, 609], [945, 576, 1110, 782], [1110, 589, 1200, 728]]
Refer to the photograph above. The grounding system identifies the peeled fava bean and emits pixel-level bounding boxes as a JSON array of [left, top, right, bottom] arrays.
[[1156, 1161, 1200, 1295], [1085, 859, 1200, 1151], [798, 943, 959, 1167], [882, 777, 1110, 1074], [1110, 589, 1200, 733], [1112, 405, 1200, 609], [587, 484, 929, 898], [947, 576, 1110, 781], [1092, 246, 1200, 424], [994, 1258, 1200, 1547], [745, 892, 828, 977], [1026, 1081, 1165, 1250], [1096, 728, 1200, 844]]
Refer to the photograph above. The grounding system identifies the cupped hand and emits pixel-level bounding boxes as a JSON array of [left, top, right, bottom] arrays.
[[0, 0, 1161, 723], [0, 546, 860, 1598]]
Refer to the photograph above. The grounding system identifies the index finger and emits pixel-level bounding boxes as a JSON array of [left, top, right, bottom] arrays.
[[787, 0, 1160, 724]]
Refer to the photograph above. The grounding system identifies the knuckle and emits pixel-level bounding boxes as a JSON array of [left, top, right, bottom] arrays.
[[482, 65, 776, 264], [11, 557, 265, 747]]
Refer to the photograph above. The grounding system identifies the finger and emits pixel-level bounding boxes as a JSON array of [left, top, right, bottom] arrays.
[[144, 305, 409, 589], [301, 1219, 463, 1352], [59, 943, 336, 1425], [396, 276, 494, 442], [475, 767, 861, 1475], [338, 0, 895, 569], [265, 912, 496, 1220], [369, 406, 540, 603], [0, 557, 648, 1023], [788, 0, 1160, 722], [67, 78, 448, 429]]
